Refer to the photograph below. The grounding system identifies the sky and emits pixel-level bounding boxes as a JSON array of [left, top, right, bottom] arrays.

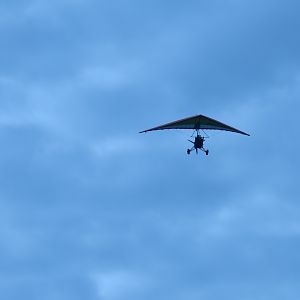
[[1, 0, 300, 299]]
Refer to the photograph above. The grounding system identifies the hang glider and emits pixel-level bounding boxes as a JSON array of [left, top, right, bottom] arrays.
[[140, 114, 249, 135], [140, 114, 250, 155]]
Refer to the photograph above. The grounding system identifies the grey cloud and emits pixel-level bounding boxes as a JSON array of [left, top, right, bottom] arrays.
[[1, 1, 300, 299]]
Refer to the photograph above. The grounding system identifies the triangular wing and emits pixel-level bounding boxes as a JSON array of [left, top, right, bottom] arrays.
[[140, 114, 250, 136]]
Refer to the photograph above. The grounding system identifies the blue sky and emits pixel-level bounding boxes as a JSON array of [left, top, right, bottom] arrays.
[[1, 1, 300, 299]]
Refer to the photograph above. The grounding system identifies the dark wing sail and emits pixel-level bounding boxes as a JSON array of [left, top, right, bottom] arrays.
[[140, 114, 250, 136]]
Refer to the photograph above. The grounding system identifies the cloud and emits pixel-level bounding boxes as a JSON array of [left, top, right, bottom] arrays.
[[92, 270, 149, 300], [1, 0, 300, 299]]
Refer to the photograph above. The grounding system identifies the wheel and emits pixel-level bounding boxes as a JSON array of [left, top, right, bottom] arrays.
[[205, 150, 209, 155], [187, 149, 191, 155]]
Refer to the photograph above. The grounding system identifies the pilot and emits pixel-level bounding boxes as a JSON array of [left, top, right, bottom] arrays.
[[194, 136, 204, 149]]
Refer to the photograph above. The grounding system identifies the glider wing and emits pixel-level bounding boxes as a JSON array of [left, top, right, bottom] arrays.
[[140, 114, 250, 136]]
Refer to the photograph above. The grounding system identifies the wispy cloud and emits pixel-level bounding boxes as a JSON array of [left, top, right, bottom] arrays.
[[92, 270, 149, 300], [1, 0, 300, 299]]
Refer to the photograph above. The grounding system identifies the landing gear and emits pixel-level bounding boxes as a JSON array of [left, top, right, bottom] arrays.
[[187, 131, 209, 156], [187, 147, 209, 156]]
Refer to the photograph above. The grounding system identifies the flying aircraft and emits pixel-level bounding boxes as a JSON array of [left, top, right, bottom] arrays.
[[140, 114, 250, 155]]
